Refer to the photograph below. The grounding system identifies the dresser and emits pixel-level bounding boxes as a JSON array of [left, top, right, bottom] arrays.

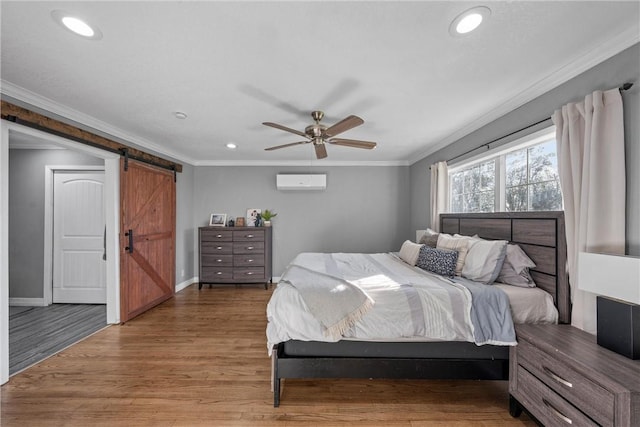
[[198, 226, 272, 289], [510, 324, 640, 426]]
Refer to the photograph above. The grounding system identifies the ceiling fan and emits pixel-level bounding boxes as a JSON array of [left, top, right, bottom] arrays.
[[263, 111, 377, 159]]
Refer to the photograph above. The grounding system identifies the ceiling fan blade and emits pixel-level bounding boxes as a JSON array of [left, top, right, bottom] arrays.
[[314, 143, 328, 159], [324, 115, 364, 137], [263, 122, 307, 138], [328, 138, 377, 149], [264, 141, 309, 151]]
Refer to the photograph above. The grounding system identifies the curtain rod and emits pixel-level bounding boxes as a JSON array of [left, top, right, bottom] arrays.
[[437, 82, 634, 167]]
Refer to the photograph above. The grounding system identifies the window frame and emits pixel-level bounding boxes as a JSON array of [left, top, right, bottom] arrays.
[[448, 126, 560, 213]]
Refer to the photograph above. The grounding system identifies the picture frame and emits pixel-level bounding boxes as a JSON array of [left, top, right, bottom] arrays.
[[209, 213, 227, 227], [246, 208, 261, 227]]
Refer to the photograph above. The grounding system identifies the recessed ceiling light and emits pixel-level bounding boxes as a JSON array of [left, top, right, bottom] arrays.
[[226, 143, 237, 149], [51, 10, 103, 40], [449, 6, 490, 36], [174, 112, 188, 120]]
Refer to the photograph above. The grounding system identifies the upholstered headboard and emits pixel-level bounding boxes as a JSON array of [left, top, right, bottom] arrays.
[[440, 211, 570, 324]]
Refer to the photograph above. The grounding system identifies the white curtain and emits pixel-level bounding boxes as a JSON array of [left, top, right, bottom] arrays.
[[552, 88, 626, 333], [430, 161, 448, 232]]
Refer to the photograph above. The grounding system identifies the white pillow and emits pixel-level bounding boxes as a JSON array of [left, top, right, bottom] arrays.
[[436, 234, 470, 275], [399, 240, 422, 266], [461, 238, 508, 284]]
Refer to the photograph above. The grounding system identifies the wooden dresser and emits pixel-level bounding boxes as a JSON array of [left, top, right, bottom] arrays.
[[198, 226, 272, 289], [510, 324, 640, 426]]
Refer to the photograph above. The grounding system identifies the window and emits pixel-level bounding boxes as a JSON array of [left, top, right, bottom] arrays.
[[449, 128, 562, 213]]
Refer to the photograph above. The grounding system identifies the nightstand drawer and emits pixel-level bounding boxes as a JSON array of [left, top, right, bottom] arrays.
[[518, 339, 614, 425], [516, 365, 598, 427], [201, 267, 233, 281], [234, 254, 264, 267]]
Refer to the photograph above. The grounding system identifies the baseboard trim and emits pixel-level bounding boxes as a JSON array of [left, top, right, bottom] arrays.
[[9, 297, 47, 307], [176, 277, 197, 293]]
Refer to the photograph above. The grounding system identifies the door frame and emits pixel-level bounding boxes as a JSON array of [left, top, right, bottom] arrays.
[[45, 166, 106, 305], [0, 120, 121, 385]]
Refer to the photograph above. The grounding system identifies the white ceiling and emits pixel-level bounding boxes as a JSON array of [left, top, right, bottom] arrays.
[[2, 1, 639, 165]]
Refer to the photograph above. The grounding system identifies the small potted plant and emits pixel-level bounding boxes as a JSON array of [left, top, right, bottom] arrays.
[[261, 209, 277, 227]]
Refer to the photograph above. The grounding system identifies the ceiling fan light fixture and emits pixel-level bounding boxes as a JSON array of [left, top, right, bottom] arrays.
[[263, 111, 376, 159], [449, 6, 490, 36], [51, 10, 103, 40]]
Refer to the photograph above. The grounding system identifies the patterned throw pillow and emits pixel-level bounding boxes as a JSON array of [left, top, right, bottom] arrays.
[[416, 246, 458, 278]]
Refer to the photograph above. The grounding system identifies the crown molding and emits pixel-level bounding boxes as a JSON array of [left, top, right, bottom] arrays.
[[410, 26, 640, 165], [0, 80, 196, 165], [192, 159, 409, 167]]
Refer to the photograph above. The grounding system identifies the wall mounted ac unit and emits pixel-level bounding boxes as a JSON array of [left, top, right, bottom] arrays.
[[276, 174, 326, 191]]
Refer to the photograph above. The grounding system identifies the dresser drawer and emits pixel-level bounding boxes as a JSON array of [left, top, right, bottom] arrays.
[[515, 365, 598, 427], [201, 254, 233, 267], [201, 267, 233, 281], [518, 339, 614, 425], [200, 229, 233, 241], [234, 254, 264, 267], [201, 242, 233, 254], [233, 267, 264, 280], [233, 229, 264, 241], [233, 241, 264, 254]]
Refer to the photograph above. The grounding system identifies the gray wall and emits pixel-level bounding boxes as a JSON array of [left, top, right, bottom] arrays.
[[8, 148, 104, 299], [175, 163, 195, 284], [410, 43, 640, 255], [193, 165, 411, 276]]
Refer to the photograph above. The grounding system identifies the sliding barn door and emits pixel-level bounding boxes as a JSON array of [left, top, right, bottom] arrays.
[[120, 159, 175, 322]]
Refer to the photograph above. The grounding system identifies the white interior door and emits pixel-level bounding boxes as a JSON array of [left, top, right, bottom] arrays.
[[53, 171, 106, 303]]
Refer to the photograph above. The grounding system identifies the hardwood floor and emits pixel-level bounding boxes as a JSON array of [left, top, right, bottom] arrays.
[[1, 285, 534, 426]]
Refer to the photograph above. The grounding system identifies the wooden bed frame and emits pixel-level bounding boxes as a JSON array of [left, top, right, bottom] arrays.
[[271, 211, 570, 407]]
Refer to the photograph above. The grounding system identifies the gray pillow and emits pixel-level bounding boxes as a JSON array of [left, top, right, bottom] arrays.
[[497, 244, 537, 287], [416, 246, 458, 278], [419, 233, 439, 248]]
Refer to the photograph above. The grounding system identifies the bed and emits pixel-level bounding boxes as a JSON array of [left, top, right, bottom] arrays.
[[268, 211, 569, 407]]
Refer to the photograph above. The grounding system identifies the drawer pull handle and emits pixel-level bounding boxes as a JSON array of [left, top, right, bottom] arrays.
[[216, 259, 223, 263], [248, 259, 254, 262], [246, 272, 254, 275], [542, 399, 572, 424], [217, 246, 223, 250], [247, 234, 254, 238], [247, 246, 254, 250], [216, 272, 223, 275], [543, 367, 573, 388], [217, 234, 223, 238]]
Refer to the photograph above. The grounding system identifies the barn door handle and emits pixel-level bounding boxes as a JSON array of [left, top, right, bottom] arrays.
[[124, 229, 134, 253], [103, 226, 107, 261]]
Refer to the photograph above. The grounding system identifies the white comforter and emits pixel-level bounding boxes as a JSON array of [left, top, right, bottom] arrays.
[[266, 252, 516, 354]]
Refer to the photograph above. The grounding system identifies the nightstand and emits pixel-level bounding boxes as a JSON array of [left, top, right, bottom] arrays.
[[510, 324, 640, 426]]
